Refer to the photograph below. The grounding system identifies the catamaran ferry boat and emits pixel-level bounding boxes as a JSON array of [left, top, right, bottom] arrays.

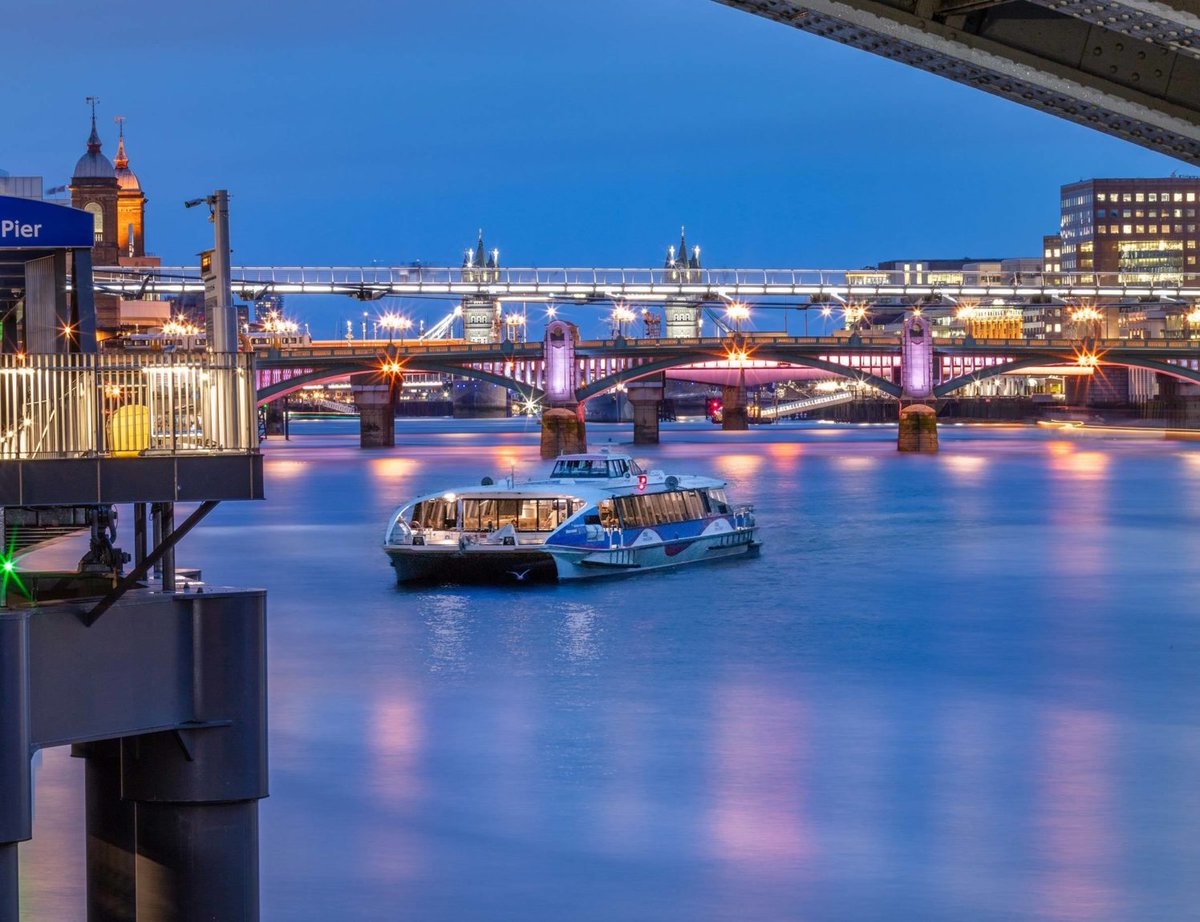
[[383, 452, 760, 584]]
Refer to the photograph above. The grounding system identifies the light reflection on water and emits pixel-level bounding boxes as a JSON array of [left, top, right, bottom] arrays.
[[17, 419, 1200, 921]]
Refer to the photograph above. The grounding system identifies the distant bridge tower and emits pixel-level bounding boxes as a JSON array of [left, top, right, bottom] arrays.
[[461, 229, 501, 344], [662, 227, 703, 338]]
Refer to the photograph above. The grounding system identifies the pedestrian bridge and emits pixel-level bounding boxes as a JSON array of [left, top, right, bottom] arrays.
[[92, 264, 1200, 303]]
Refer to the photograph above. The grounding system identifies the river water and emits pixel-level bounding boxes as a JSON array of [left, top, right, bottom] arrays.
[[17, 419, 1200, 920]]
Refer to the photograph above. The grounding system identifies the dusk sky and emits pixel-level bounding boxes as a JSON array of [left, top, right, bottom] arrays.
[[5, 0, 1190, 330]]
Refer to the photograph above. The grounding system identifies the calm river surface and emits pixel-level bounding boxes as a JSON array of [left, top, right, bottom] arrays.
[[18, 419, 1200, 920]]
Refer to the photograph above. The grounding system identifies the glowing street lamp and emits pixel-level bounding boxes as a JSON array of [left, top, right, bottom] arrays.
[[725, 301, 750, 333], [1187, 304, 1200, 336], [504, 312, 526, 343], [380, 311, 402, 343], [610, 304, 635, 338], [1071, 304, 1104, 339]]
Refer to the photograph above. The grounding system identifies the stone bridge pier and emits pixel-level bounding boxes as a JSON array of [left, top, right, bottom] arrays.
[[350, 373, 397, 448], [626, 374, 666, 444], [722, 371, 749, 431]]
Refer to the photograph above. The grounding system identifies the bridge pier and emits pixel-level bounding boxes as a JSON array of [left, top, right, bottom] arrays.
[[2, 589, 268, 922], [350, 374, 396, 448], [721, 378, 749, 431], [898, 314, 938, 452], [626, 374, 665, 444], [541, 406, 587, 459], [897, 403, 939, 452]]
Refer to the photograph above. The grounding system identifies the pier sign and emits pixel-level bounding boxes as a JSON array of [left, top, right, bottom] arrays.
[[0, 195, 92, 249]]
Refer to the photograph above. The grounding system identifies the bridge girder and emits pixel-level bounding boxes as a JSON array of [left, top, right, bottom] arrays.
[[577, 347, 903, 399], [714, 0, 1200, 164], [934, 350, 1200, 394]]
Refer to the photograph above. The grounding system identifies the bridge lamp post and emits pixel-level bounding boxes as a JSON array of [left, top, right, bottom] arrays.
[[611, 305, 635, 339], [380, 311, 401, 343], [1071, 305, 1103, 340], [1187, 305, 1200, 339], [726, 301, 750, 333]]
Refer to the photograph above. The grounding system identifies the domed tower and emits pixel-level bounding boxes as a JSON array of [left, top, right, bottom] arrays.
[[69, 98, 120, 269], [113, 117, 147, 259]]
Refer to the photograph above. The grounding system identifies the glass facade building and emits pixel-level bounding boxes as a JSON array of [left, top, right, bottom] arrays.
[[1060, 178, 1200, 283]]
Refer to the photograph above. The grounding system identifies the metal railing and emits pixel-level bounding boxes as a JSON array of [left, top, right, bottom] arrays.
[[0, 353, 258, 460], [87, 265, 1200, 300]]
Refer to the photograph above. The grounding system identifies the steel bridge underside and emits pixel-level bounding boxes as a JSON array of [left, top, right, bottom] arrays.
[[715, 0, 1200, 165], [252, 336, 1200, 403]]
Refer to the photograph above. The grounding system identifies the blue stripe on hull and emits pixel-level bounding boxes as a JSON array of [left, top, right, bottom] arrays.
[[548, 529, 760, 580]]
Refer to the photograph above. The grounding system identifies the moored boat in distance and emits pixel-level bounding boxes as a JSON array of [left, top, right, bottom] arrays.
[[383, 451, 760, 584]]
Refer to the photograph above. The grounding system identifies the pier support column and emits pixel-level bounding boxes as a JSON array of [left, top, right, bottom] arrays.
[[898, 403, 939, 452], [350, 374, 396, 448], [541, 405, 587, 459], [0, 616, 30, 922], [121, 592, 268, 922], [721, 381, 749, 431], [72, 739, 136, 922], [626, 375, 665, 444]]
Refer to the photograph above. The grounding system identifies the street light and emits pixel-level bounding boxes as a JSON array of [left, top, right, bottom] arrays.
[[611, 304, 635, 338], [725, 301, 750, 333], [380, 311, 401, 343]]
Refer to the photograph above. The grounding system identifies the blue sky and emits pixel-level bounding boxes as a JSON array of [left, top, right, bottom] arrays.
[[4, 0, 1188, 331]]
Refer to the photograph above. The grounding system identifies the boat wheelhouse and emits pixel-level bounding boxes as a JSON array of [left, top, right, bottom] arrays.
[[383, 452, 759, 584]]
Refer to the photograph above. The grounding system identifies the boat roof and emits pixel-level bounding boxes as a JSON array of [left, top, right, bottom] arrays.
[[396, 464, 726, 510]]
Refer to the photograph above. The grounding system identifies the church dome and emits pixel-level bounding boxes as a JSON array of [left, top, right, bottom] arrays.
[[74, 150, 115, 180], [72, 113, 115, 180]]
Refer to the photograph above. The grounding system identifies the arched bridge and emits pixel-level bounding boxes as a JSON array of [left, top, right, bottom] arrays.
[[251, 329, 1200, 405]]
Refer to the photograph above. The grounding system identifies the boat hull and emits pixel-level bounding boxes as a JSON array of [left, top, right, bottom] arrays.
[[385, 545, 557, 585], [547, 527, 760, 580]]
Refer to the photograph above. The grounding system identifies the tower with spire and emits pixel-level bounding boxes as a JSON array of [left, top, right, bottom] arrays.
[[662, 227, 704, 339], [69, 97, 120, 270], [461, 230, 503, 343], [113, 116, 147, 259]]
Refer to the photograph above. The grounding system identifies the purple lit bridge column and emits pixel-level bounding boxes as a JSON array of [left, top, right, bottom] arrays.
[[898, 314, 939, 452], [540, 319, 587, 458]]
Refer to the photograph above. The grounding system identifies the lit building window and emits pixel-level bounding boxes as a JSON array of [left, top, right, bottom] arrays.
[[1150, 225, 1158, 234], [1136, 193, 1145, 202], [84, 202, 103, 242], [1175, 193, 1184, 202], [1123, 224, 1133, 234], [1189, 193, 1197, 202]]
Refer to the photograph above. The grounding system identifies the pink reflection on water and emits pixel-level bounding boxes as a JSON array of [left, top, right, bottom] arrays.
[[1046, 442, 1111, 580], [707, 683, 809, 873], [367, 694, 425, 809], [1035, 706, 1122, 922], [361, 692, 429, 882]]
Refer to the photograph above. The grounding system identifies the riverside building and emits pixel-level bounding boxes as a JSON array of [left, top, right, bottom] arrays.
[[1059, 177, 1200, 282]]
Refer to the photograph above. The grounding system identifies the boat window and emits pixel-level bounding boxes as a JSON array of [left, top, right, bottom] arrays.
[[609, 459, 629, 478], [496, 499, 520, 528], [519, 500, 541, 531], [551, 458, 612, 478], [412, 498, 456, 530], [706, 489, 730, 514], [598, 500, 618, 528]]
